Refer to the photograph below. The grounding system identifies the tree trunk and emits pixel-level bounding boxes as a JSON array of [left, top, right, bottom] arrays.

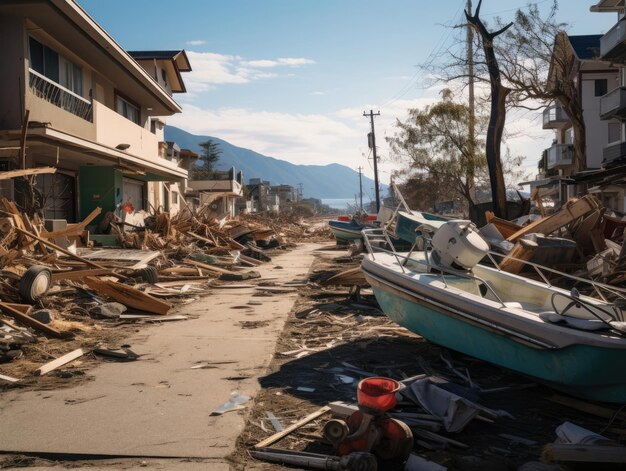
[[466, 0, 512, 219]]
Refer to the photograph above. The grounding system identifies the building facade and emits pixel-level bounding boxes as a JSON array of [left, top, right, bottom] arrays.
[[0, 0, 190, 224]]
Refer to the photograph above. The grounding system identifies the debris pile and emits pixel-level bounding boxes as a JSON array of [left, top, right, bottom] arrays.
[[0, 198, 325, 386], [481, 195, 626, 292]]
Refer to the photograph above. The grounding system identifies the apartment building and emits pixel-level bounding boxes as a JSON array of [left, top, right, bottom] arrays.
[[0, 0, 189, 224], [535, 33, 618, 205]]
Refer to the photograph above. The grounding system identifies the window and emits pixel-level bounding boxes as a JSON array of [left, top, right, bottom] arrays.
[[29, 37, 82, 95], [115, 95, 140, 125], [609, 122, 622, 143], [150, 118, 156, 134], [171, 191, 179, 205], [595, 79, 608, 97]]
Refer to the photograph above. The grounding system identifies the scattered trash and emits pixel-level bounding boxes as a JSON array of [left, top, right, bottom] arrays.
[[210, 391, 251, 416]]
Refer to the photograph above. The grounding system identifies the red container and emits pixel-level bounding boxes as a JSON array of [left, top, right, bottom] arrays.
[[366, 214, 377, 221], [357, 377, 400, 412], [336, 215, 351, 222]]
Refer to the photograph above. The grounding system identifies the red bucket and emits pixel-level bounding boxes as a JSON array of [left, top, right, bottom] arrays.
[[357, 377, 400, 412]]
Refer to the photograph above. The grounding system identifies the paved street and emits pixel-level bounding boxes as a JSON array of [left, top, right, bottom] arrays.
[[0, 244, 320, 470]]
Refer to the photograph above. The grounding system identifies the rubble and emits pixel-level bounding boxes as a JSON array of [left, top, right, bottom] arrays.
[[0, 197, 332, 388]]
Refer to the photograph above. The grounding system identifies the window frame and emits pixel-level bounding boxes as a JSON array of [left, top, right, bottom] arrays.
[[114, 91, 141, 125]]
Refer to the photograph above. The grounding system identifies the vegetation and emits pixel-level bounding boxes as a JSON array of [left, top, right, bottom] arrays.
[[191, 139, 222, 180]]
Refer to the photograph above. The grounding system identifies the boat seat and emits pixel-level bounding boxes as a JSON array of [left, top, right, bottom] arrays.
[[538, 311, 608, 331]]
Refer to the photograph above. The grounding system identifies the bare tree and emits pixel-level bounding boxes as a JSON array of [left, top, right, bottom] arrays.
[[466, 0, 513, 218]]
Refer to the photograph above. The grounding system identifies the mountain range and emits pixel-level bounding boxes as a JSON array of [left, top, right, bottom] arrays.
[[165, 126, 385, 200]]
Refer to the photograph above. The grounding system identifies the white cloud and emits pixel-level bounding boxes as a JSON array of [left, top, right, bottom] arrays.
[[183, 51, 315, 94], [186, 40, 206, 46], [312, 91, 326, 96], [243, 58, 316, 68]]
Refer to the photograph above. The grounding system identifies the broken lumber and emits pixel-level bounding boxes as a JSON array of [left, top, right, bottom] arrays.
[[321, 267, 367, 286], [83, 276, 171, 315], [507, 195, 600, 242], [0, 166, 56, 180], [51, 268, 115, 282], [545, 443, 626, 463], [39, 207, 101, 239], [34, 348, 84, 376], [499, 239, 538, 274], [254, 406, 331, 449], [0, 373, 19, 383], [0, 301, 65, 338], [14, 227, 107, 269], [485, 212, 522, 239]]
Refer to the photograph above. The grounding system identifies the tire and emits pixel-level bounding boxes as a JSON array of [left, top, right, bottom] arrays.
[[136, 266, 158, 284], [19, 266, 52, 303]]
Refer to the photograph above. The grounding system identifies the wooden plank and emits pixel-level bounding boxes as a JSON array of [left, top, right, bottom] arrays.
[[546, 443, 626, 463], [83, 276, 171, 315], [548, 394, 626, 421], [184, 258, 236, 275], [0, 373, 19, 383], [34, 348, 84, 376], [0, 301, 66, 338], [484, 212, 522, 239], [499, 239, 538, 274], [14, 227, 106, 269], [254, 406, 330, 449], [0, 166, 56, 180], [507, 195, 600, 242], [39, 207, 101, 239], [51, 268, 115, 282]]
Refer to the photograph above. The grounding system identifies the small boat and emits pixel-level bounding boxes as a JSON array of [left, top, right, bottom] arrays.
[[362, 220, 626, 403], [392, 211, 449, 244], [328, 218, 370, 242]]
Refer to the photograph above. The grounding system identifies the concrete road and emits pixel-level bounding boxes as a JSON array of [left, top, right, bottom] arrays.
[[0, 243, 320, 469]]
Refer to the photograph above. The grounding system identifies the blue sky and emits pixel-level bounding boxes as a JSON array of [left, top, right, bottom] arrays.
[[78, 0, 616, 188]]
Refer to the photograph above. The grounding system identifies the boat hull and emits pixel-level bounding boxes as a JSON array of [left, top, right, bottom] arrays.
[[366, 271, 626, 403], [328, 220, 365, 242], [395, 212, 448, 244]]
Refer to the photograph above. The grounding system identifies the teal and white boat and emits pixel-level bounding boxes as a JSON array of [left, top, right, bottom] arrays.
[[362, 221, 626, 403], [328, 218, 369, 242], [393, 211, 449, 245]]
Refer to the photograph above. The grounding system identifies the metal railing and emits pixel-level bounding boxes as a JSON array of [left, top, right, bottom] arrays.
[[600, 86, 626, 117], [601, 18, 626, 58], [362, 228, 626, 319], [28, 68, 93, 122], [542, 104, 569, 127], [546, 143, 573, 169]]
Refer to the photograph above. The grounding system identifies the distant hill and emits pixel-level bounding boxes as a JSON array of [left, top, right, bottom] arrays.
[[165, 126, 385, 200]]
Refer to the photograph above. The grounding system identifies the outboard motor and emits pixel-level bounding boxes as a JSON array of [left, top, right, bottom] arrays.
[[430, 220, 489, 270]]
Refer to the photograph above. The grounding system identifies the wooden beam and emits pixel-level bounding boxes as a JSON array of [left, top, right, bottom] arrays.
[[0, 166, 56, 180], [34, 348, 84, 376], [14, 227, 107, 269], [254, 406, 330, 449], [546, 443, 626, 463], [39, 207, 101, 239], [507, 195, 600, 242], [499, 239, 538, 274], [51, 268, 115, 282], [83, 276, 171, 315], [0, 301, 65, 338]]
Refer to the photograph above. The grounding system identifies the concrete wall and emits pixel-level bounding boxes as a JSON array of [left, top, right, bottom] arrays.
[[582, 72, 619, 169], [0, 15, 26, 130]]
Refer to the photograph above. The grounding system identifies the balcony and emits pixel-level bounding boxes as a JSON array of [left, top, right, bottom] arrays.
[[601, 19, 626, 61], [542, 104, 570, 129], [28, 69, 92, 122], [188, 168, 243, 196], [546, 143, 573, 169], [600, 87, 626, 119], [603, 141, 626, 166]]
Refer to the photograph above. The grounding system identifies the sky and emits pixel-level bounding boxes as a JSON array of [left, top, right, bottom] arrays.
[[78, 0, 617, 198]]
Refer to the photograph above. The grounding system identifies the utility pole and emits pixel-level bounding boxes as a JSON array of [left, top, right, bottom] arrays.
[[467, 0, 476, 204], [357, 166, 364, 210], [297, 183, 303, 201], [363, 110, 381, 212]]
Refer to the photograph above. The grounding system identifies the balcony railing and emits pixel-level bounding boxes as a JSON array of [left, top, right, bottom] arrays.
[[600, 86, 626, 119], [542, 104, 570, 129], [28, 68, 93, 122], [546, 143, 573, 169], [601, 19, 626, 60], [603, 141, 626, 166]]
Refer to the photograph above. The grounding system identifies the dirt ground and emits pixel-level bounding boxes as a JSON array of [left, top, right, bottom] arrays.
[[229, 246, 626, 471]]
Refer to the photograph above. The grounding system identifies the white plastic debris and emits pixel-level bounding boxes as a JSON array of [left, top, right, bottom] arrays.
[[555, 421, 612, 445], [210, 391, 251, 416]]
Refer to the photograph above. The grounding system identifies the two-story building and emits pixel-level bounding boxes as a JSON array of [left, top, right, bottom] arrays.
[[585, 0, 626, 211], [535, 33, 618, 206], [188, 168, 244, 217], [0, 0, 190, 224]]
